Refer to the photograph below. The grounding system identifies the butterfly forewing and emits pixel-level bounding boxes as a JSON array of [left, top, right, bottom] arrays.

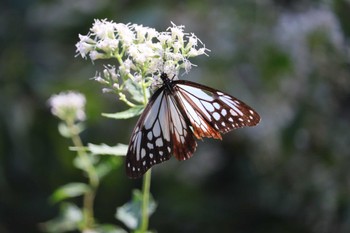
[[174, 80, 260, 137], [126, 87, 172, 178], [126, 86, 197, 178]]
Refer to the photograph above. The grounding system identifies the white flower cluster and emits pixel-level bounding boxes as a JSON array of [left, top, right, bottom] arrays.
[[76, 20, 208, 75], [48, 91, 86, 122], [76, 19, 208, 106]]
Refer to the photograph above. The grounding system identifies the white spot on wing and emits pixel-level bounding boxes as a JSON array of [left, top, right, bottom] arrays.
[[159, 97, 171, 141], [178, 85, 214, 101], [144, 95, 163, 129], [169, 99, 183, 132], [220, 97, 244, 116], [153, 121, 161, 137], [178, 94, 202, 125], [213, 112, 221, 120], [155, 138, 163, 147], [202, 101, 214, 112], [213, 102, 220, 109], [180, 136, 185, 143], [229, 109, 238, 116], [147, 143, 154, 149], [221, 109, 227, 116], [135, 131, 142, 161], [141, 148, 146, 159]]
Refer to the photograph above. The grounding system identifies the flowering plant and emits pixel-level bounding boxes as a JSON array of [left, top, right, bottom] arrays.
[[76, 20, 208, 113], [46, 20, 208, 233], [45, 91, 127, 233]]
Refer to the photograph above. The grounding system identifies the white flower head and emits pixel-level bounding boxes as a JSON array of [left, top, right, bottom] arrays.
[[183, 59, 193, 73], [102, 65, 119, 82], [127, 43, 157, 65], [75, 34, 96, 59], [169, 22, 185, 45], [96, 37, 119, 52], [115, 23, 135, 47], [91, 19, 116, 40], [187, 34, 198, 47], [76, 20, 210, 105], [145, 27, 159, 41], [48, 91, 86, 122], [158, 34, 172, 47], [119, 58, 135, 76], [133, 24, 159, 42], [89, 50, 108, 61]]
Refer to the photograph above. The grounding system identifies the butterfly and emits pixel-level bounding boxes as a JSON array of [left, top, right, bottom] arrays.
[[126, 73, 260, 178]]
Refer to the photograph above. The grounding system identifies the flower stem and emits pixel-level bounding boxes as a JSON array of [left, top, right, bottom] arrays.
[[141, 80, 148, 106], [67, 120, 99, 230], [140, 169, 152, 232]]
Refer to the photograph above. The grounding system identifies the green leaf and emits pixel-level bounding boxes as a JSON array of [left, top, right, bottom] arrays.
[[58, 122, 85, 138], [115, 189, 157, 230], [95, 157, 122, 179], [57, 122, 71, 138], [125, 79, 146, 103], [102, 105, 144, 119], [73, 153, 97, 171], [40, 202, 82, 233], [51, 183, 91, 203], [95, 224, 128, 233], [87, 143, 128, 156]]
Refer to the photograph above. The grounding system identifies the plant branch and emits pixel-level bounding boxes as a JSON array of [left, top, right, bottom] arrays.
[[66, 120, 99, 230]]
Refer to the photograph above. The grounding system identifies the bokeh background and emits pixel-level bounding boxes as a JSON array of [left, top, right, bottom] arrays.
[[1, 0, 350, 232]]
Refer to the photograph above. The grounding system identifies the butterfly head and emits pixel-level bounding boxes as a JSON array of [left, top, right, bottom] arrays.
[[160, 73, 168, 81], [160, 72, 177, 82]]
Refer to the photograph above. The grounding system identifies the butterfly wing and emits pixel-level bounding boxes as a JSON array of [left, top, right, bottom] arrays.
[[173, 80, 260, 139], [126, 77, 260, 178], [126, 86, 197, 178], [166, 92, 197, 161]]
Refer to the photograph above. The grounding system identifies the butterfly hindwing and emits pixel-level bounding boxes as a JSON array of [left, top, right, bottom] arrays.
[[166, 93, 197, 161]]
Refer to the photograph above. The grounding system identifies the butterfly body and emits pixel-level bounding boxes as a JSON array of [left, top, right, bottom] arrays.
[[126, 73, 260, 178]]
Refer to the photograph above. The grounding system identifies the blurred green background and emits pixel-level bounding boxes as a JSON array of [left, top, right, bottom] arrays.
[[1, 0, 350, 232]]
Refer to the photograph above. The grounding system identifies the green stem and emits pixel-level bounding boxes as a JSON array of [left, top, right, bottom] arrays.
[[66, 120, 99, 230], [140, 169, 152, 232], [119, 93, 137, 107], [115, 53, 134, 81], [140, 73, 148, 105]]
